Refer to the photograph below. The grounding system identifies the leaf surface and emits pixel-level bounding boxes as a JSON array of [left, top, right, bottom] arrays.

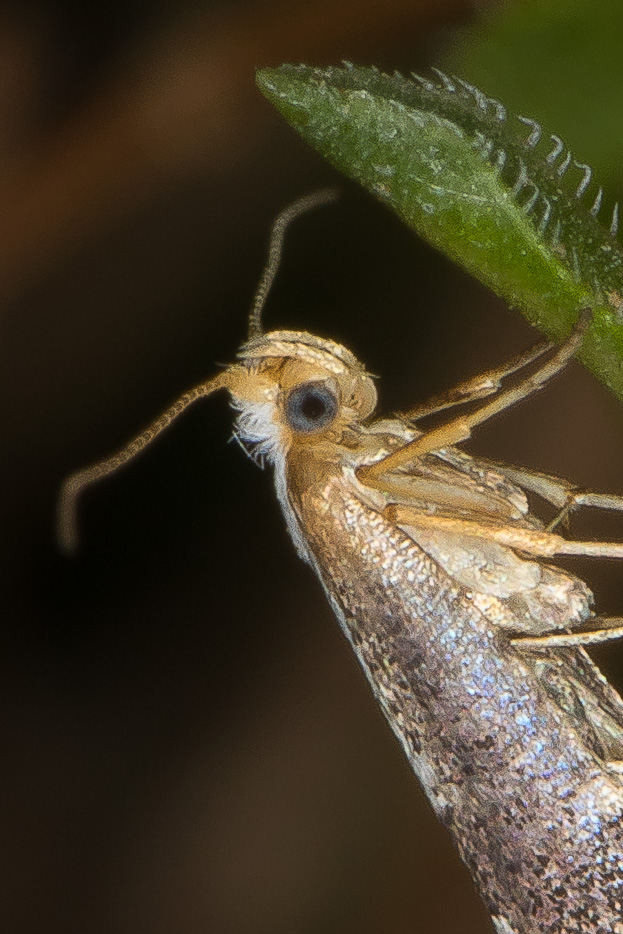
[[257, 63, 623, 400]]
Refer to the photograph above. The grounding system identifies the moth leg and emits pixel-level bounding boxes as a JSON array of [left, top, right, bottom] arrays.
[[546, 496, 581, 531], [482, 462, 623, 530], [359, 309, 591, 482], [546, 490, 623, 531], [511, 619, 623, 650], [404, 339, 552, 421], [383, 504, 623, 559]]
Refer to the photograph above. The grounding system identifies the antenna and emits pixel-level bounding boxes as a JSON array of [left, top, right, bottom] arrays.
[[247, 187, 340, 340], [58, 189, 340, 553], [57, 372, 230, 554]]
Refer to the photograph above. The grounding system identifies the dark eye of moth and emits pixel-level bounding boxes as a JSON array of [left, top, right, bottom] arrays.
[[285, 381, 339, 433]]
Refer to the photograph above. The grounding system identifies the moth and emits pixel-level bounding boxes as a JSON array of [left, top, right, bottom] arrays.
[[59, 191, 623, 933]]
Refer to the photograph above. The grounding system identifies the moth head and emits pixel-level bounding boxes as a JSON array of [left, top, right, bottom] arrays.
[[225, 329, 377, 461]]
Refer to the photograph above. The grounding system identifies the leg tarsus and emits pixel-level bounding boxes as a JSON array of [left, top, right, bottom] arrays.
[[511, 619, 623, 650]]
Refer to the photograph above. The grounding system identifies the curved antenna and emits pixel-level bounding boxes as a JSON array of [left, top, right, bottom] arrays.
[[57, 371, 231, 554], [247, 187, 340, 340]]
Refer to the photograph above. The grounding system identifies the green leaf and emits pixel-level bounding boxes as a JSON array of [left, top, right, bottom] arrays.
[[256, 63, 623, 402]]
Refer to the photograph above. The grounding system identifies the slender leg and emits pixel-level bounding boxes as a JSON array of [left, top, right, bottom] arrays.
[[359, 309, 591, 483], [404, 339, 552, 421], [546, 490, 623, 531], [479, 462, 623, 529], [383, 504, 623, 560], [511, 620, 623, 649]]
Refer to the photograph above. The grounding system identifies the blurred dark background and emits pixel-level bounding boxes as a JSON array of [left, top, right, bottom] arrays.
[[3, 1, 623, 932]]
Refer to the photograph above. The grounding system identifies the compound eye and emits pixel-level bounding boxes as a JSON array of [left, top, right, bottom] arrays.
[[285, 381, 339, 433]]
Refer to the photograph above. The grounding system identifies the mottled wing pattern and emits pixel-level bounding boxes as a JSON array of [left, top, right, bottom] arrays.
[[379, 443, 623, 768]]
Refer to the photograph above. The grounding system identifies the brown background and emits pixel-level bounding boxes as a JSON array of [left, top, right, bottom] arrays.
[[3, 1, 623, 932]]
